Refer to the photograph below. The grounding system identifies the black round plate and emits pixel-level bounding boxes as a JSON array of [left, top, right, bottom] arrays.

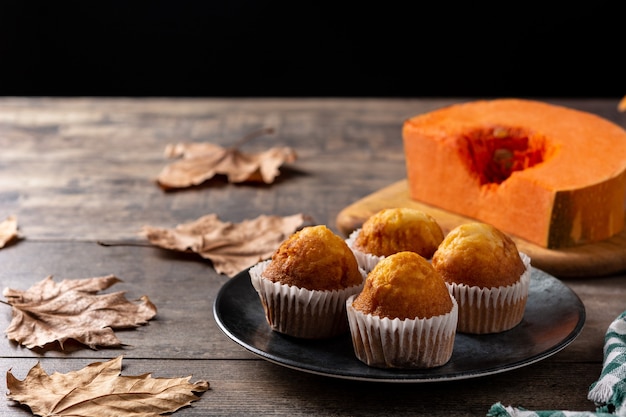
[[213, 267, 585, 382]]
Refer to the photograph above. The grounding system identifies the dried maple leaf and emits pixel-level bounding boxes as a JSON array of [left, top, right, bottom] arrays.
[[157, 127, 297, 190], [3, 275, 157, 350], [0, 215, 18, 248], [7, 355, 209, 416], [142, 213, 309, 277]]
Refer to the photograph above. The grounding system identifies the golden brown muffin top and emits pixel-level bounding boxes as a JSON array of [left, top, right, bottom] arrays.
[[352, 208, 444, 258], [262, 225, 363, 291], [352, 251, 453, 320], [432, 222, 525, 288]]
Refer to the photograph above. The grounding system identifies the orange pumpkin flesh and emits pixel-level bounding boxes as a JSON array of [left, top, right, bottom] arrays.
[[402, 99, 626, 248]]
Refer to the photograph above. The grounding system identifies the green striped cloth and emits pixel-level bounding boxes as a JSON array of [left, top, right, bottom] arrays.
[[488, 311, 626, 417]]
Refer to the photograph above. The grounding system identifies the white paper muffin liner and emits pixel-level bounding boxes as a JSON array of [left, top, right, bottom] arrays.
[[249, 260, 366, 339], [345, 228, 384, 273], [446, 252, 532, 334], [346, 294, 458, 369]]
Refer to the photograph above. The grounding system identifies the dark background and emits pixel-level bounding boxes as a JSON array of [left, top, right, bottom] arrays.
[[0, 1, 623, 98]]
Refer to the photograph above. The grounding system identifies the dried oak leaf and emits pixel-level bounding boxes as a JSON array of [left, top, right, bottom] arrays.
[[3, 275, 157, 350], [142, 213, 309, 277], [0, 215, 18, 248], [157, 127, 297, 190], [7, 355, 209, 417]]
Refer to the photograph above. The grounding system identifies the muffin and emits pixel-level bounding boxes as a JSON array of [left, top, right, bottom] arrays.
[[432, 222, 531, 334], [346, 207, 444, 272], [250, 224, 365, 339], [346, 251, 458, 369]]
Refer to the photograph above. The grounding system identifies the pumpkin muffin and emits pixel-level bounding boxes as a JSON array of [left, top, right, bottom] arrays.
[[346, 207, 444, 272], [346, 251, 458, 369], [250, 224, 365, 339], [432, 222, 531, 334]]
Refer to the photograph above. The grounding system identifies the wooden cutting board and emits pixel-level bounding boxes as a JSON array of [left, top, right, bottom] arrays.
[[335, 179, 626, 278]]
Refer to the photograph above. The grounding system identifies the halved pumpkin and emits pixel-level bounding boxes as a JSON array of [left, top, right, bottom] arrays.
[[402, 99, 626, 248]]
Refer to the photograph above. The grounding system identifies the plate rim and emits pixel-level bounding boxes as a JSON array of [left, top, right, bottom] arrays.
[[213, 267, 586, 383]]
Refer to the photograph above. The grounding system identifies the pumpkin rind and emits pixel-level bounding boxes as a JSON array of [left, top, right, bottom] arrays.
[[402, 99, 626, 248]]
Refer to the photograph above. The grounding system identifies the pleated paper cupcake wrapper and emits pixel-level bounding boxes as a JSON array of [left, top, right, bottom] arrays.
[[346, 294, 458, 369], [249, 260, 366, 339], [447, 252, 532, 334], [345, 229, 384, 273]]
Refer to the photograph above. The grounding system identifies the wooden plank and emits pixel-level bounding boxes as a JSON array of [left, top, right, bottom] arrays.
[[336, 179, 626, 278], [0, 240, 253, 359], [0, 240, 623, 363], [0, 358, 602, 416], [0, 97, 422, 241]]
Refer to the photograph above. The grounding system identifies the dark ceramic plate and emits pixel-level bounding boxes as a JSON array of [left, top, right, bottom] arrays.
[[213, 268, 585, 382]]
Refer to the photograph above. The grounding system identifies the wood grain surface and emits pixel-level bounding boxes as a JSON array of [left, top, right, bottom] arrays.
[[0, 97, 624, 416], [336, 180, 626, 278]]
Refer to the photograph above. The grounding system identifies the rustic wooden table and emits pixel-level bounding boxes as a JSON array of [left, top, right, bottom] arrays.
[[0, 97, 624, 416]]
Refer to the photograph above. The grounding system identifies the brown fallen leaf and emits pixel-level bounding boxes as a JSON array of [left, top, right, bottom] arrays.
[[142, 213, 309, 277], [0, 215, 18, 248], [157, 127, 297, 190], [619, 95, 626, 112], [3, 275, 157, 350], [7, 355, 209, 417]]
